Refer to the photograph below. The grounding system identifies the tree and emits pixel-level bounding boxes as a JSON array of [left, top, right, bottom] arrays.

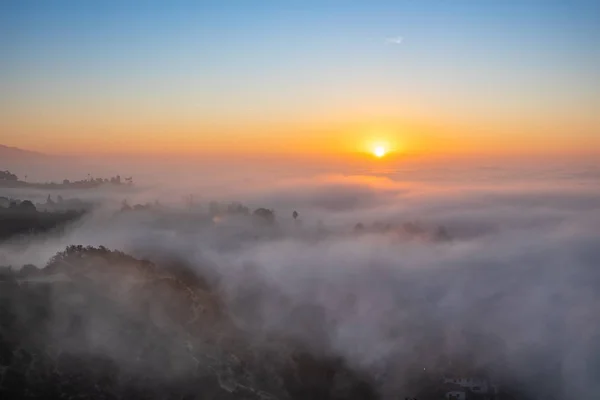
[[253, 208, 275, 223], [121, 199, 131, 211], [20, 264, 40, 276], [0, 170, 18, 181], [184, 194, 195, 208], [227, 202, 249, 215], [18, 200, 37, 212], [434, 226, 452, 242], [209, 201, 220, 216]]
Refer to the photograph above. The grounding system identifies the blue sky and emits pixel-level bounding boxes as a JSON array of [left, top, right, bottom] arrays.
[[1, 0, 599, 155]]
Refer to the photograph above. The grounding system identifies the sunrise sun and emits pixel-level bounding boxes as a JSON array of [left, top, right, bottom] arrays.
[[373, 146, 387, 158]]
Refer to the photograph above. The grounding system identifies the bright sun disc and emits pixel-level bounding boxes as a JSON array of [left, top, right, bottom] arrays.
[[373, 146, 386, 158]]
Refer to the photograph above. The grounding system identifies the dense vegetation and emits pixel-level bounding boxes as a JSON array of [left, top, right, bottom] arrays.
[[0, 246, 377, 400], [0, 194, 530, 399], [0, 245, 534, 399], [0, 200, 86, 241], [0, 170, 133, 189]]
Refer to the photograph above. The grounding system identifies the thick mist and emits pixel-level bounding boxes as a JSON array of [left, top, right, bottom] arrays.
[[2, 158, 600, 399]]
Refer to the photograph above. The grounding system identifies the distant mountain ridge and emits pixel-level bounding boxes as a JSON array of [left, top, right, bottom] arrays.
[[0, 144, 51, 160]]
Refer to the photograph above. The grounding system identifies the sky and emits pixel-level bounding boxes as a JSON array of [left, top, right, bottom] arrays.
[[1, 0, 599, 158]]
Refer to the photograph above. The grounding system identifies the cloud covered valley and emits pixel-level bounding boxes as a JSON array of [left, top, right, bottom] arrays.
[[1, 164, 600, 400]]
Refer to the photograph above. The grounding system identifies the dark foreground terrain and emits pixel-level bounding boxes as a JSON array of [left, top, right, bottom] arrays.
[[0, 246, 379, 400], [0, 245, 536, 400]]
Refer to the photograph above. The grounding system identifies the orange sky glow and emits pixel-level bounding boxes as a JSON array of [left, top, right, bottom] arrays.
[[1, 1, 598, 161], [2, 114, 598, 160]]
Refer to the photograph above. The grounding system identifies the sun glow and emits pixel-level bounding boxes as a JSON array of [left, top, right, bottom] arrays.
[[373, 145, 387, 158]]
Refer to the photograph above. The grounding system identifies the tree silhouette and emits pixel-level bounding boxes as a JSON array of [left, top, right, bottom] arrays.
[[18, 200, 37, 212], [121, 199, 132, 211], [253, 208, 275, 223], [0, 170, 18, 181]]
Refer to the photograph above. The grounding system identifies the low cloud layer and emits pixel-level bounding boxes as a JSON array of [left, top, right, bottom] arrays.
[[2, 164, 600, 398]]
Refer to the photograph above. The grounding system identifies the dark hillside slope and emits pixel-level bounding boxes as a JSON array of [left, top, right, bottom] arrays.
[[0, 246, 377, 400]]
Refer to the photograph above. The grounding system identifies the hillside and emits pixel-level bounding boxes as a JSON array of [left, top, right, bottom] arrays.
[[0, 246, 378, 400], [0, 144, 51, 161]]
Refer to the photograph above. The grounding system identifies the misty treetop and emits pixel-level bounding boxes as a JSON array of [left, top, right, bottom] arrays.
[[0, 170, 18, 181], [0, 245, 381, 400], [0, 169, 134, 189], [0, 245, 514, 399], [0, 197, 87, 241]]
